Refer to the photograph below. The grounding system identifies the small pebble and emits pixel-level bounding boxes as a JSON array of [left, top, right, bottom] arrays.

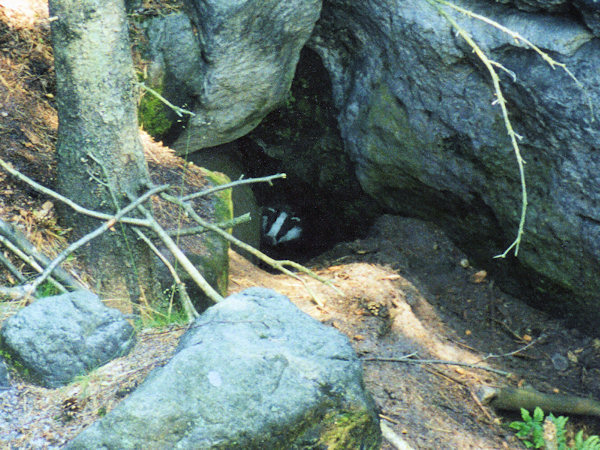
[[551, 353, 569, 371]]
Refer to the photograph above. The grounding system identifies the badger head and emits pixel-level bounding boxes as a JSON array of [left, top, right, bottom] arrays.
[[261, 207, 303, 247]]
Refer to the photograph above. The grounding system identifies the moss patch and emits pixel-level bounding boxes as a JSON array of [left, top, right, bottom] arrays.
[[138, 80, 173, 139], [319, 408, 381, 449]]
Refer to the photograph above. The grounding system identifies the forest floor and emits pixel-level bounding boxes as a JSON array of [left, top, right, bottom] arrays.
[[1, 1, 600, 448]]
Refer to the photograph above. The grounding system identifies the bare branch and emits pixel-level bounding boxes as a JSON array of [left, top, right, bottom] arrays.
[[182, 173, 286, 202], [27, 185, 168, 297], [134, 202, 224, 304], [0, 249, 26, 283], [0, 234, 66, 294], [162, 193, 341, 304], [0, 218, 85, 290], [133, 228, 199, 321], [362, 355, 512, 377], [0, 156, 149, 227], [167, 213, 251, 237]]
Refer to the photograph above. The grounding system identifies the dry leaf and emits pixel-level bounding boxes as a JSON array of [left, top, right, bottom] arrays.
[[470, 270, 487, 283]]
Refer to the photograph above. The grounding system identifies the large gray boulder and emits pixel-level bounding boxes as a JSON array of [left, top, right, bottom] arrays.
[[144, 0, 322, 152], [67, 288, 381, 449], [308, 0, 600, 323], [0, 291, 135, 388]]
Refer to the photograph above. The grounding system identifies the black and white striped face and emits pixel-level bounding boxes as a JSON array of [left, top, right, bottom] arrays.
[[261, 207, 303, 247]]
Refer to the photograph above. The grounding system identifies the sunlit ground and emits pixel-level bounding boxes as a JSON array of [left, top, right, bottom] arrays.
[[0, 0, 48, 26]]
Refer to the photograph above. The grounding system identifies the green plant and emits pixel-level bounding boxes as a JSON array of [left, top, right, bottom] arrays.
[[510, 407, 546, 448], [510, 407, 600, 450], [36, 280, 61, 298], [574, 431, 600, 450]]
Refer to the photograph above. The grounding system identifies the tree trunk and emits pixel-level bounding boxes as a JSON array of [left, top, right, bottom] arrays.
[[49, 0, 160, 306]]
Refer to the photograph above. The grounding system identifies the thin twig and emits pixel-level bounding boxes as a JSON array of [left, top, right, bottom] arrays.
[[134, 203, 224, 304], [182, 173, 286, 201], [137, 82, 196, 117], [361, 355, 512, 377], [0, 156, 149, 227], [425, 0, 527, 257], [0, 218, 85, 290], [0, 250, 26, 283], [133, 228, 199, 321], [476, 334, 544, 363], [167, 213, 251, 237], [27, 185, 168, 297], [0, 234, 66, 294], [436, 0, 594, 120]]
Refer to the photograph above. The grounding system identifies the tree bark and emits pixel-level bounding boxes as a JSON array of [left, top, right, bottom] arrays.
[[49, 0, 160, 306]]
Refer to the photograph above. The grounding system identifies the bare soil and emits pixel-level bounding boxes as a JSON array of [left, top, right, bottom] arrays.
[[1, 1, 600, 448]]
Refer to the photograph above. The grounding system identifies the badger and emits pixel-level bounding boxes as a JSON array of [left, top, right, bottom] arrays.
[[261, 206, 303, 248]]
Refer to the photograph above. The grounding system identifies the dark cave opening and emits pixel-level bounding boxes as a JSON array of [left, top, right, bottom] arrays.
[[234, 47, 382, 262]]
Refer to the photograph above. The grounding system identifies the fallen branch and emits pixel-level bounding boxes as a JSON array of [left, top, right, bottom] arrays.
[[182, 173, 286, 201], [0, 218, 85, 290], [361, 354, 512, 377], [133, 228, 199, 321], [0, 156, 148, 227], [134, 202, 224, 304], [0, 234, 66, 294], [0, 284, 35, 300], [0, 249, 26, 283], [167, 213, 251, 238], [26, 184, 170, 298], [381, 421, 415, 450], [478, 385, 600, 416]]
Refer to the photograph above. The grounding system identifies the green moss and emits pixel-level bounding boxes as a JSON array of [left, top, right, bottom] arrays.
[[203, 169, 234, 229], [318, 408, 381, 449], [138, 80, 173, 139]]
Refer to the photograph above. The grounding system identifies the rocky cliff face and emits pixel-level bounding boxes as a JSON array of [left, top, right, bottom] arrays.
[[141, 0, 600, 325], [308, 0, 600, 322]]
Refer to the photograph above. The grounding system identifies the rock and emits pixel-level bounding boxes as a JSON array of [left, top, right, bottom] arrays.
[[309, 0, 600, 324], [0, 291, 136, 388], [142, 133, 232, 311], [0, 359, 9, 390], [186, 141, 262, 263], [67, 288, 381, 449], [159, 0, 321, 150], [573, 0, 600, 35]]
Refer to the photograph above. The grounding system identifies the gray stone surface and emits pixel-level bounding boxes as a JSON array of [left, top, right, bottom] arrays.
[[0, 359, 8, 390], [67, 288, 380, 449], [308, 0, 600, 321], [0, 291, 135, 388], [143, 0, 322, 151]]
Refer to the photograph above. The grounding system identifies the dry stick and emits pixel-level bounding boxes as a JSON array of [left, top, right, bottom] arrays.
[[0, 158, 247, 305], [26, 185, 169, 298], [134, 203, 224, 304], [0, 218, 85, 290], [380, 421, 415, 450], [476, 334, 544, 364], [182, 173, 286, 201], [426, 1, 527, 258], [0, 250, 26, 283], [0, 285, 36, 300], [0, 234, 66, 293], [436, 0, 594, 119], [168, 213, 251, 238], [361, 355, 512, 377], [0, 156, 148, 227], [163, 193, 341, 305], [133, 228, 199, 321]]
